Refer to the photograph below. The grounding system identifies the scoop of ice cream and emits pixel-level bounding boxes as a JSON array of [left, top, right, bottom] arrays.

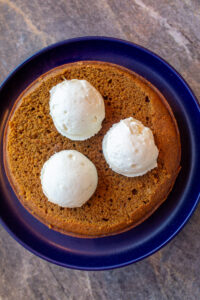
[[102, 117, 159, 177], [40, 150, 98, 208], [49, 79, 105, 140]]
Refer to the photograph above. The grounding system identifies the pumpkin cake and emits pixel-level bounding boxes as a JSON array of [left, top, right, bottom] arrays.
[[4, 61, 181, 237]]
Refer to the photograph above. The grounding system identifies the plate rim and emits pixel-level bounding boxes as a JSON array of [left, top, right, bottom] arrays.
[[0, 36, 200, 270]]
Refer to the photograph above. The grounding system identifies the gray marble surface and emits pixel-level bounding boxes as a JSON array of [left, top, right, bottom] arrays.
[[0, 0, 200, 299]]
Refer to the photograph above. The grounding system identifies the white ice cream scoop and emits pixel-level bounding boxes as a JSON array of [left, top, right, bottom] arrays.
[[49, 79, 105, 140], [102, 117, 159, 177], [40, 150, 98, 208]]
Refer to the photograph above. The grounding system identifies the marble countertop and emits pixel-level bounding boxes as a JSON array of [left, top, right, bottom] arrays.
[[0, 0, 199, 299]]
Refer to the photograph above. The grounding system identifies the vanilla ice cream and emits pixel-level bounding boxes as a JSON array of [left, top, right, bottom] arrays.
[[49, 79, 105, 140], [40, 150, 98, 208], [103, 117, 159, 177]]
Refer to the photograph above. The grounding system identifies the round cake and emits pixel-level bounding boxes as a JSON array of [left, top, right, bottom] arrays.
[[4, 61, 181, 237]]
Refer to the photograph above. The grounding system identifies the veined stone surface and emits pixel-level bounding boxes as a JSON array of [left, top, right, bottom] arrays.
[[0, 0, 199, 299]]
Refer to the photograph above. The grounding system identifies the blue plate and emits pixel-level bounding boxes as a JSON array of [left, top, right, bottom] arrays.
[[0, 37, 199, 270]]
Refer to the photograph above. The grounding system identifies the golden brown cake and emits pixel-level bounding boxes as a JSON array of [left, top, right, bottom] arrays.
[[4, 61, 181, 237]]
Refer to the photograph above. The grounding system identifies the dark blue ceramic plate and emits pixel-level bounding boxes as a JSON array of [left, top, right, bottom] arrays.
[[0, 37, 199, 270]]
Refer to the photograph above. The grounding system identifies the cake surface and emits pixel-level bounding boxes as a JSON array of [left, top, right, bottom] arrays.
[[4, 61, 181, 237]]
